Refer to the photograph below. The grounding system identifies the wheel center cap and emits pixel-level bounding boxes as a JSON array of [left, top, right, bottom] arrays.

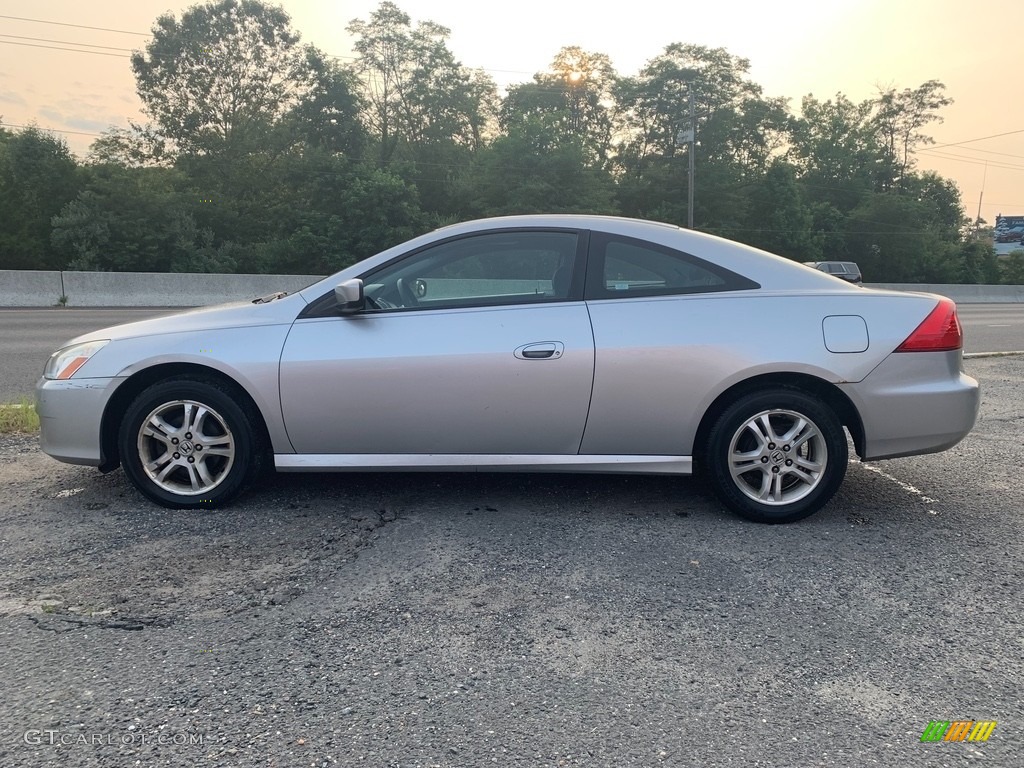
[[179, 440, 195, 455], [770, 450, 785, 464]]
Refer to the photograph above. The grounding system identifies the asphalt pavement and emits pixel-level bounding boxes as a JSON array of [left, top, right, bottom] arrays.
[[1, 355, 1021, 766], [957, 305, 1024, 355], [1, 309, 172, 401], [1, 304, 1023, 401]]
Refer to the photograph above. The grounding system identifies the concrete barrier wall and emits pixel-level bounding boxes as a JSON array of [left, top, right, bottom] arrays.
[[4, 271, 323, 307], [2, 270, 1023, 307], [864, 283, 1024, 303], [0, 270, 65, 307]]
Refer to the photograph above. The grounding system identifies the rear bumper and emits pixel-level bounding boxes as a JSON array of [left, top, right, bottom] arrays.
[[36, 376, 123, 466], [840, 350, 979, 460]]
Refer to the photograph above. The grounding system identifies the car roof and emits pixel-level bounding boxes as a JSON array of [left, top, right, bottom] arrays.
[[298, 215, 857, 301]]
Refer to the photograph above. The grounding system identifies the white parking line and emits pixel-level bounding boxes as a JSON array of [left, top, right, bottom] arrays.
[[964, 350, 1024, 359], [853, 461, 939, 515]]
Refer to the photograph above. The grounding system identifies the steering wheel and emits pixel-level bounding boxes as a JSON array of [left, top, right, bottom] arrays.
[[396, 278, 419, 308]]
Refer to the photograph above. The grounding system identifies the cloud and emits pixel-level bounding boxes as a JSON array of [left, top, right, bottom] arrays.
[[0, 90, 27, 106], [37, 104, 125, 134], [65, 115, 123, 133], [38, 107, 64, 123]]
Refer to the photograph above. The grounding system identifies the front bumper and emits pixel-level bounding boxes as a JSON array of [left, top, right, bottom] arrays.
[[36, 376, 124, 467], [840, 350, 980, 461]]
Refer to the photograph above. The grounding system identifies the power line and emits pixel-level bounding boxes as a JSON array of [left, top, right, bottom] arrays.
[[928, 128, 1024, 151], [0, 13, 542, 81], [0, 14, 149, 36], [0, 121, 106, 137], [919, 150, 1024, 170], [0, 33, 135, 52], [917, 149, 1024, 172], [0, 39, 129, 58], [924, 145, 1024, 161]]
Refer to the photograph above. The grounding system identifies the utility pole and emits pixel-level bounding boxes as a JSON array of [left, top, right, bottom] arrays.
[[974, 162, 987, 238], [687, 85, 695, 230], [674, 82, 696, 229]]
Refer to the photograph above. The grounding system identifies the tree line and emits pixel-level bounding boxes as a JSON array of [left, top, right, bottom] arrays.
[[1, 0, 1021, 284]]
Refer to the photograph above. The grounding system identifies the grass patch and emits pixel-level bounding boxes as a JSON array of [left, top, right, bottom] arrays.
[[0, 398, 40, 433]]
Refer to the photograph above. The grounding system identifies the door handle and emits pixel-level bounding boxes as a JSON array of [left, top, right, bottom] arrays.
[[514, 342, 564, 360]]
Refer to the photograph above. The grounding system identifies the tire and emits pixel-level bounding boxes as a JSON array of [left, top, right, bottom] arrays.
[[705, 388, 847, 523], [118, 377, 264, 509]]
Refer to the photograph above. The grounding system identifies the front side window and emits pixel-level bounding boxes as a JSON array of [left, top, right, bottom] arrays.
[[362, 230, 579, 311], [586, 233, 757, 299]]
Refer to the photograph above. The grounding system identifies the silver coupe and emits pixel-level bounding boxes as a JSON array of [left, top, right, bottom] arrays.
[[37, 215, 979, 523]]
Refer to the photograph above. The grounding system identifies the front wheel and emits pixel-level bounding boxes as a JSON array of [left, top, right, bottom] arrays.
[[118, 377, 264, 509], [705, 389, 847, 523]]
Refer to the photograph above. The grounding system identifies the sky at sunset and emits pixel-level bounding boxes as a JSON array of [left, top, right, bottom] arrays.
[[1, 0, 1021, 224]]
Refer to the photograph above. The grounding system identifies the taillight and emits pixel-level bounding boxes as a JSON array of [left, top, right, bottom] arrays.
[[895, 297, 962, 352]]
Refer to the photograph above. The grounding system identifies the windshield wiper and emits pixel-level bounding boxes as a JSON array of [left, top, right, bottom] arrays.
[[252, 291, 288, 304]]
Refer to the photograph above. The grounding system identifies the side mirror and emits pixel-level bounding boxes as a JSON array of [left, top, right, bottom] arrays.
[[335, 279, 365, 314]]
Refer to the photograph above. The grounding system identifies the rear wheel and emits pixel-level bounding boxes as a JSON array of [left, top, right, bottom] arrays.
[[118, 377, 264, 509], [705, 389, 847, 523]]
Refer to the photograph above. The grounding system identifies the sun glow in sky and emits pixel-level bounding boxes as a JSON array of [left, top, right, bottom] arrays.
[[1, 0, 1020, 222]]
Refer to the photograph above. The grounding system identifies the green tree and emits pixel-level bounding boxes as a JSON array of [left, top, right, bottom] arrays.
[[346, 2, 497, 220], [88, 122, 171, 168], [1001, 251, 1024, 285], [0, 126, 80, 269], [845, 193, 956, 282], [281, 54, 367, 157], [248, 151, 426, 273], [807, 202, 852, 262], [83, 0, 380, 275], [501, 46, 619, 166], [613, 44, 785, 232], [955, 240, 1000, 284], [740, 161, 821, 261], [789, 93, 878, 212], [54, 153, 426, 274], [347, 1, 497, 165], [130, 0, 328, 159], [871, 80, 952, 191], [616, 44, 762, 171], [50, 165, 228, 273], [902, 171, 968, 242], [462, 127, 616, 216]]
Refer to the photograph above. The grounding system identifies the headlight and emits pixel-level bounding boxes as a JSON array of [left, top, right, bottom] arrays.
[[44, 340, 110, 380]]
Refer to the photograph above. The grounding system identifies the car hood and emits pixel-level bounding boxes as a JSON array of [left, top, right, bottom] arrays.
[[58, 295, 306, 350]]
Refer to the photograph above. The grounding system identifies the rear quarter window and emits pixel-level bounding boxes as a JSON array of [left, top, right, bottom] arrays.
[[586, 233, 759, 299]]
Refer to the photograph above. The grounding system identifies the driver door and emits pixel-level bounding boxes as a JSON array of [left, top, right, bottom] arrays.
[[279, 229, 595, 456]]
